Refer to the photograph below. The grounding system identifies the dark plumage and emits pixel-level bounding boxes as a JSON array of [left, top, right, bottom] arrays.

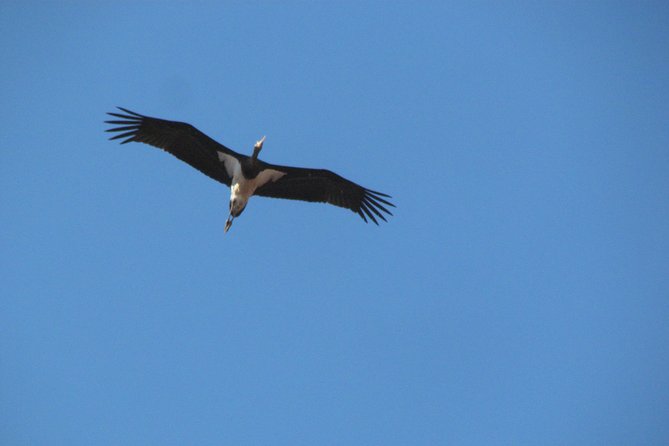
[[105, 107, 394, 229]]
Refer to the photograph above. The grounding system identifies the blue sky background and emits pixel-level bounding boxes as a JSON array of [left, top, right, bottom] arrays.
[[2, 2, 668, 444]]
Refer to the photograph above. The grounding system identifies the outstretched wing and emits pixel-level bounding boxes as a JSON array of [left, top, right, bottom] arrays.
[[105, 107, 240, 186], [254, 164, 394, 224]]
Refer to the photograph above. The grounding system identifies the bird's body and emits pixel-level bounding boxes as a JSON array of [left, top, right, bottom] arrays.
[[105, 107, 393, 232], [218, 146, 287, 230]]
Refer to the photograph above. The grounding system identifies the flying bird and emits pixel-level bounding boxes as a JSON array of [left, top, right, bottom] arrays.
[[105, 107, 394, 232]]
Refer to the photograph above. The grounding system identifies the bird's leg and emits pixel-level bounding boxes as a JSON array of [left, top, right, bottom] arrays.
[[252, 135, 266, 159], [224, 214, 234, 233]]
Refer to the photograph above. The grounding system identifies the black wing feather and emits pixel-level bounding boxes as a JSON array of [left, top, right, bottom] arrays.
[[105, 107, 239, 186], [254, 165, 394, 224]]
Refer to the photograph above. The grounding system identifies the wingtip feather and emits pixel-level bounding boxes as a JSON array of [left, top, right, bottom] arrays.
[[116, 106, 143, 117], [359, 202, 379, 225]]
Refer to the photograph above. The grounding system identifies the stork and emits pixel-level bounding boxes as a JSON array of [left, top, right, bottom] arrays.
[[105, 107, 394, 232]]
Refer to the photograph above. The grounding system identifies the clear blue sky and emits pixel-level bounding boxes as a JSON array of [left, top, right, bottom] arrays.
[[2, 2, 668, 445]]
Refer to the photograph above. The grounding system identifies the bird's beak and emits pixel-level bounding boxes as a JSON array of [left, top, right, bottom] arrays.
[[224, 215, 234, 233], [255, 135, 266, 149]]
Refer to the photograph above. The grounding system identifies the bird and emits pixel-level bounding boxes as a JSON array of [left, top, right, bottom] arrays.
[[104, 107, 394, 232]]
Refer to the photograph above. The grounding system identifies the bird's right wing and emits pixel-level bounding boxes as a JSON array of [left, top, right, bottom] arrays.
[[105, 107, 240, 186], [254, 164, 394, 224]]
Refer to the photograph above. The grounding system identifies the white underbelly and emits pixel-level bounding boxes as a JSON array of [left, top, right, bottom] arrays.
[[231, 167, 286, 202], [231, 177, 256, 202], [221, 154, 287, 215]]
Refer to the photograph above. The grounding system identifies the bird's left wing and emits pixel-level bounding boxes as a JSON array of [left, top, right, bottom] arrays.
[[254, 164, 394, 224], [105, 107, 239, 186]]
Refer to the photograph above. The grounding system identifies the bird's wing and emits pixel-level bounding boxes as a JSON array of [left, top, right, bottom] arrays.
[[105, 107, 240, 186], [254, 164, 394, 224]]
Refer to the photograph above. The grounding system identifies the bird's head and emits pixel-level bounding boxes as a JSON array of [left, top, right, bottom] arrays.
[[229, 194, 248, 217], [225, 198, 247, 233]]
